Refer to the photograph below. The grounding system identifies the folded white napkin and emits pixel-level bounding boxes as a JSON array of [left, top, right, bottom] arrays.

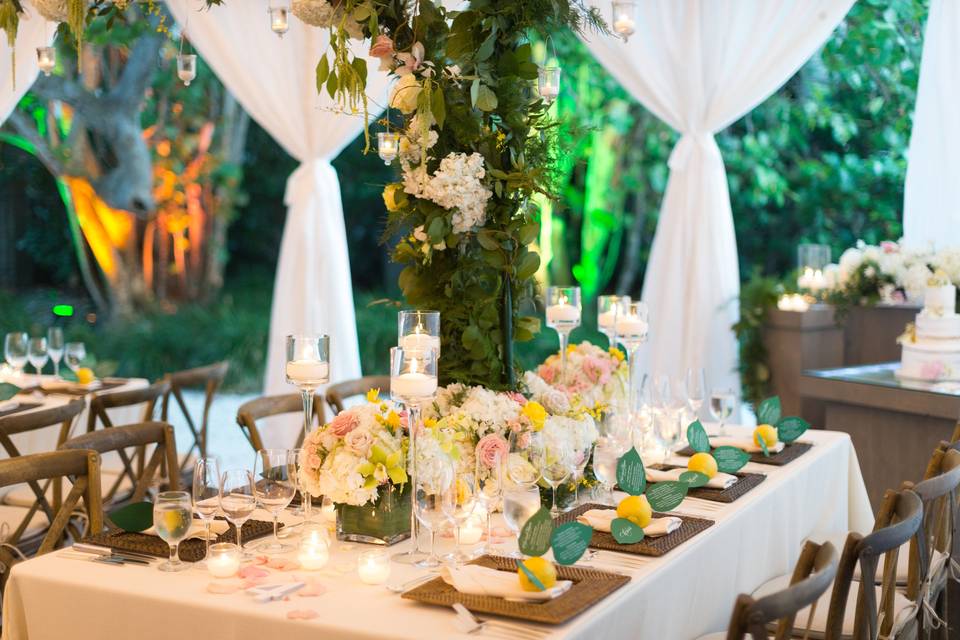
[[0, 401, 18, 413], [576, 509, 681, 537], [42, 379, 101, 391], [145, 519, 229, 540], [709, 436, 785, 454], [439, 565, 572, 602], [646, 467, 737, 490]]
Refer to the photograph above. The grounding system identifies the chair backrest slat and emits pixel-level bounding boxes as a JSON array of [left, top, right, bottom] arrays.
[[325, 376, 390, 416], [86, 380, 169, 433], [0, 398, 85, 448], [235, 393, 324, 453]]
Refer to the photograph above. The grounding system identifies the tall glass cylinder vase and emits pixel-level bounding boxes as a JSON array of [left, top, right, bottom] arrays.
[[285, 334, 329, 523]]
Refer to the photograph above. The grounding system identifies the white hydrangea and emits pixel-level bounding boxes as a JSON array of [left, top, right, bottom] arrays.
[[837, 247, 863, 284], [403, 152, 492, 235], [903, 262, 935, 302]]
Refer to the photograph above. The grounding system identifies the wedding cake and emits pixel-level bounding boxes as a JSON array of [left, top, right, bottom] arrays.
[[897, 271, 960, 381]]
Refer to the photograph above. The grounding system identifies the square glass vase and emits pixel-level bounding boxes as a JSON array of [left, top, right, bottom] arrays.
[[335, 483, 411, 546]]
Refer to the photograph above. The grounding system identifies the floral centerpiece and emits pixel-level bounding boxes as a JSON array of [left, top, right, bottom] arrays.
[[299, 392, 410, 545], [528, 342, 628, 417]]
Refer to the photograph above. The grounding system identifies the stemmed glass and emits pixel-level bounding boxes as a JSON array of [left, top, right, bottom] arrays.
[[474, 449, 504, 556], [446, 469, 477, 567], [413, 452, 455, 569], [545, 286, 581, 382], [27, 338, 48, 386], [503, 430, 545, 557], [252, 449, 297, 554], [570, 440, 593, 508], [542, 441, 572, 518], [290, 447, 314, 531], [219, 469, 256, 548], [615, 302, 649, 419], [398, 310, 441, 355], [709, 389, 737, 437], [47, 328, 64, 379], [153, 491, 193, 572], [285, 333, 329, 449], [192, 457, 221, 567], [593, 437, 627, 505], [4, 332, 27, 379], [597, 295, 630, 349], [390, 345, 438, 565], [64, 342, 86, 376], [684, 367, 706, 420]]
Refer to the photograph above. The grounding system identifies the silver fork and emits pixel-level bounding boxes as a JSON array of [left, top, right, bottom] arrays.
[[454, 604, 552, 639]]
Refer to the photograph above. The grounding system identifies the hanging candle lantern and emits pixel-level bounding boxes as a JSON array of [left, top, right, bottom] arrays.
[[612, 1, 637, 42], [36, 46, 56, 76], [269, 6, 290, 37], [537, 66, 561, 104], [177, 53, 197, 87], [377, 132, 400, 165]]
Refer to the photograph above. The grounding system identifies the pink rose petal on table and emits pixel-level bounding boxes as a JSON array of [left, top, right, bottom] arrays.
[[287, 609, 319, 620], [250, 556, 269, 566], [267, 557, 300, 571], [241, 578, 267, 589], [207, 581, 242, 595], [297, 582, 327, 597], [238, 565, 270, 579]]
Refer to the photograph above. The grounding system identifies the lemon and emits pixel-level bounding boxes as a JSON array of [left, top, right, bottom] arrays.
[[517, 556, 557, 592], [687, 452, 718, 479], [77, 367, 95, 385], [754, 424, 778, 448], [616, 495, 652, 528]]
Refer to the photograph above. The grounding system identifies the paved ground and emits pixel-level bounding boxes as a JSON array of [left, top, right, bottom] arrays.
[[166, 390, 259, 471]]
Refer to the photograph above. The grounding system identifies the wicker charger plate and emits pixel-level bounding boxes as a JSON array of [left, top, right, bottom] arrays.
[[0, 401, 41, 418], [402, 555, 630, 625], [648, 463, 766, 503], [82, 518, 278, 562], [676, 441, 813, 466], [44, 379, 128, 396], [554, 503, 713, 557]]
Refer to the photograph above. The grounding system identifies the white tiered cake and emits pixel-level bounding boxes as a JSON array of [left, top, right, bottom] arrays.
[[897, 272, 960, 381]]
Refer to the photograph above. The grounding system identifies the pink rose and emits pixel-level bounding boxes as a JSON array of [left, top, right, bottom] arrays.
[[369, 35, 395, 59], [881, 241, 899, 254], [329, 411, 360, 437], [344, 428, 374, 455], [475, 434, 508, 469], [307, 453, 322, 469], [506, 392, 527, 405], [538, 363, 557, 384]]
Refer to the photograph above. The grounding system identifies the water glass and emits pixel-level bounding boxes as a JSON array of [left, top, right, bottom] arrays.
[[446, 470, 477, 566], [47, 328, 64, 378], [192, 457, 221, 564], [709, 389, 737, 436], [219, 469, 256, 547], [4, 332, 27, 377], [27, 338, 48, 385], [474, 450, 504, 555], [507, 430, 544, 489], [252, 449, 297, 554], [64, 342, 86, 374], [502, 485, 542, 557], [684, 367, 706, 417], [154, 491, 193, 572], [593, 437, 627, 505]]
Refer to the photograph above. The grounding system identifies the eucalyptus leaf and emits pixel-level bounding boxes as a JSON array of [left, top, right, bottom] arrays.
[[757, 396, 782, 426], [315, 56, 329, 92], [645, 481, 688, 512], [686, 420, 710, 453], [758, 434, 770, 457], [550, 521, 592, 565], [777, 416, 810, 443], [712, 446, 750, 473], [611, 517, 645, 544], [108, 501, 154, 533], [616, 447, 645, 496], [518, 507, 553, 557]]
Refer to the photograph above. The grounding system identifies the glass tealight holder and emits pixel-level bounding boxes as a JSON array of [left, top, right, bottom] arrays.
[[797, 243, 831, 293], [597, 294, 631, 349], [357, 549, 391, 585], [545, 286, 581, 382], [36, 46, 55, 76], [177, 53, 197, 86], [206, 542, 241, 579], [378, 132, 400, 165], [269, 5, 289, 37], [398, 310, 440, 356], [612, 0, 638, 41], [297, 524, 330, 571], [538, 66, 561, 104]]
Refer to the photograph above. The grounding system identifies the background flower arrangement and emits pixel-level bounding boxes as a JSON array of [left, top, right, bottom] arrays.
[[527, 342, 627, 418]]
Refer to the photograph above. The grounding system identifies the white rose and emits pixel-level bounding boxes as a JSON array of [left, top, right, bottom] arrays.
[[389, 75, 422, 114], [838, 248, 863, 283], [344, 428, 374, 456]]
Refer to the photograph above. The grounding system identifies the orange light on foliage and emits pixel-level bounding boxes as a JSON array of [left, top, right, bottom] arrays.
[[66, 177, 134, 280]]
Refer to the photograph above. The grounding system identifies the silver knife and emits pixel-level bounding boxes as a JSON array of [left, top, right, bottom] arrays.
[[73, 543, 156, 564]]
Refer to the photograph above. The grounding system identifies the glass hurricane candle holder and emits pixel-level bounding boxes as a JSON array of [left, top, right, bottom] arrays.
[[378, 132, 400, 165], [206, 543, 241, 578], [612, 1, 638, 41], [177, 53, 197, 86], [597, 294, 631, 349], [268, 5, 289, 37], [297, 524, 330, 571], [398, 310, 440, 356], [797, 243, 831, 293], [545, 286, 581, 382], [357, 550, 391, 585], [537, 66, 561, 103], [36, 46, 55, 76]]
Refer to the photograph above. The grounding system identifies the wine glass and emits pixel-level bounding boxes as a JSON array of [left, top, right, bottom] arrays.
[[507, 430, 544, 489], [192, 457, 221, 566], [47, 328, 64, 379], [4, 332, 27, 378], [709, 389, 737, 437], [285, 334, 329, 450], [446, 469, 477, 567], [542, 441, 572, 517], [570, 440, 593, 508], [474, 448, 504, 556], [153, 491, 193, 572], [219, 469, 256, 548], [597, 295, 630, 349], [593, 437, 627, 505], [252, 449, 297, 554], [64, 342, 86, 375], [413, 452, 455, 569], [290, 447, 313, 530], [545, 286, 581, 382], [684, 367, 706, 419], [27, 338, 48, 386], [398, 310, 441, 356]]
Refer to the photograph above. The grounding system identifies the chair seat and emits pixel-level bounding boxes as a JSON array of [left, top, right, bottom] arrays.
[[813, 532, 947, 586], [0, 505, 50, 542], [753, 573, 916, 639], [694, 633, 747, 640], [3, 470, 133, 508]]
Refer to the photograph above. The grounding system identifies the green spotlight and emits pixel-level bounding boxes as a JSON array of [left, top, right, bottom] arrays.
[[52, 304, 74, 317]]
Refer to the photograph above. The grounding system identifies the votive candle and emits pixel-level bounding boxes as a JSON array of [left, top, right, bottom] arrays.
[[357, 550, 391, 585], [207, 543, 241, 578]]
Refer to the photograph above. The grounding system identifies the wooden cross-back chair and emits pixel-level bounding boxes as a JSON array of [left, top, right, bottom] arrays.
[[60, 422, 178, 507], [236, 393, 324, 453], [325, 375, 390, 416], [0, 449, 102, 593], [0, 399, 86, 510], [710, 541, 838, 640], [161, 361, 228, 474]]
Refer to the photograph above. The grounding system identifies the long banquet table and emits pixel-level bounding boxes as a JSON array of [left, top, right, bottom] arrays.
[[1, 427, 872, 640]]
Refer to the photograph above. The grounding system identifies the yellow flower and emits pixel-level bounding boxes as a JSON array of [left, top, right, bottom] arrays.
[[424, 417, 438, 429], [522, 401, 547, 431], [386, 411, 401, 430], [566, 344, 577, 354], [382, 183, 405, 212], [389, 74, 422, 114], [608, 347, 625, 362], [366, 388, 381, 403]]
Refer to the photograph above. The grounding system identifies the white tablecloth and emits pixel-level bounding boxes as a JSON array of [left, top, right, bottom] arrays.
[[1, 427, 872, 640]]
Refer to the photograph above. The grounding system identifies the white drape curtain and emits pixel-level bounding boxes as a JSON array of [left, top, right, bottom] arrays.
[[0, 2, 55, 122], [902, 0, 960, 249], [166, 2, 390, 421], [581, 0, 854, 394]]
